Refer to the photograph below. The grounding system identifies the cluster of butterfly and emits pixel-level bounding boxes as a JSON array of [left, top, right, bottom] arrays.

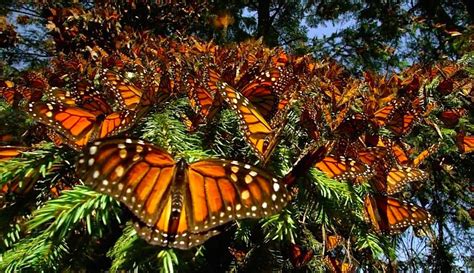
[[0, 35, 472, 271]]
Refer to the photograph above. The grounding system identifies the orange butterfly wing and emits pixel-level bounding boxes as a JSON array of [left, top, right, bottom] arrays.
[[46, 87, 113, 116], [240, 67, 293, 120], [385, 110, 417, 136], [371, 166, 428, 195], [217, 81, 281, 163], [326, 235, 343, 251], [0, 146, 28, 161], [289, 243, 314, 268], [77, 138, 289, 249], [457, 133, 474, 154], [315, 155, 372, 181], [364, 195, 432, 234], [412, 144, 438, 167], [324, 256, 356, 273], [28, 101, 98, 141], [29, 101, 136, 150], [101, 70, 145, 110], [390, 143, 410, 165], [184, 70, 222, 129]]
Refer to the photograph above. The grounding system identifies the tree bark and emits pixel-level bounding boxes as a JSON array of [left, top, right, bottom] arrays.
[[257, 0, 277, 46]]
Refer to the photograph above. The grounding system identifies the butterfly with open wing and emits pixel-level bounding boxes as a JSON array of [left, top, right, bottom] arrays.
[[76, 138, 290, 249], [363, 194, 432, 235], [27, 72, 152, 150]]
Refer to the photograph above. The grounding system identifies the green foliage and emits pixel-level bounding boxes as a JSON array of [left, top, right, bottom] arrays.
[[0, 233, 69, 273], [27, 186, 122, 239], [108, 224, 160, 271], [261, 209, 297, 243]]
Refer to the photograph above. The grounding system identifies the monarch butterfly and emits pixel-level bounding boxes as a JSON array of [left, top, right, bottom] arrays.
[[363, 194, 432, 234], [370, 166, 428, 195], [411, 144, 439, 167], [76, 138, 289, 249], [385, 110, 419, 136], [0, 86, 18, 105], [324, 256, 356, 273], [333, 113, 369, 138], [390, 142, 410, 165], [239, 66, 296, 120], [354, 147, 387, 166], [216, 79, 286, 163], [326, 235, 343, 252], [368, 98, 405, 127], [456, 132, 474, 154], [289, 243, 314, 268], [183, 68, 222, 130], [439, 108, 466, 128], [0, 81, 40, 106], [435, 64, 470, 96], [27, 101, 137, 151], [318, 98, 348, 132]]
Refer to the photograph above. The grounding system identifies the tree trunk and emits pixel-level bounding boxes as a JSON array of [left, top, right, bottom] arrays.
[[256, 0, 277, 46]]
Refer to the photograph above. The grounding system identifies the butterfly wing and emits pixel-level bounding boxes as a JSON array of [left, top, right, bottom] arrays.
[[385, 110, 417, 136], [326, 235, 343, 252], [217, 81, 280, 163], [101, 70, 144, 110], [457, 132, 474, 154], [371, 166, 428, 195], [324, 256, 355, 273], [412, 144, 439, 167], [289, 243, 314, 268], [364, 195, 432, 234], [27, 101, 98, 141], [186, 159, 289, 231], [46, 86, 113, 116], [0, 146, 28, 161], [240, 67, 293, 120], [390, 143, 410, 165], [315, 155, 372, 181], [184, 71, 221, 129], [77, 139, 179, 241], [96, 111, 137, 139]]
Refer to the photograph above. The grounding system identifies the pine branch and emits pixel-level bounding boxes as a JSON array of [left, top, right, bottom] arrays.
[[0, 143, 59, 186], [0, 233, 69, 273], [261, 209, 297, 243], [142, 99, 211, 160], [27, 186, 122, 240], [108, 224, 161, 271]]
